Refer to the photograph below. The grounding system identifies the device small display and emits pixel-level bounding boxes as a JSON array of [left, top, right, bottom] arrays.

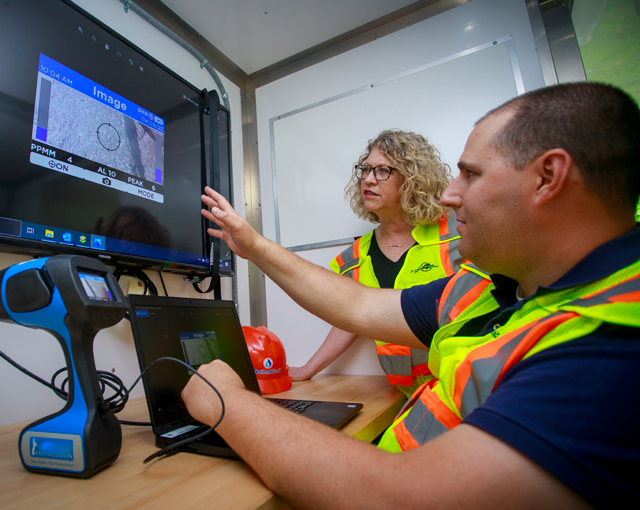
[[78, 271, 114, 301]]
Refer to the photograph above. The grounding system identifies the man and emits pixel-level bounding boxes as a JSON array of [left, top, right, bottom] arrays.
[[182, 83, 640, 509]]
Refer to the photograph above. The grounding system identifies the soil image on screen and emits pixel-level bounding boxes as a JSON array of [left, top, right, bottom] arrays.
[[180, 331, 222, 373], [35, 78, 163, 183]]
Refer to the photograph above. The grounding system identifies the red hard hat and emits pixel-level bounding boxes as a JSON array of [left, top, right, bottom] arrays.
[[242, 326, 292, 394]]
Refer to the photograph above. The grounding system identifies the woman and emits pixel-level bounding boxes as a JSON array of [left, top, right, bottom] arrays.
[[289, 130, 461, 398]]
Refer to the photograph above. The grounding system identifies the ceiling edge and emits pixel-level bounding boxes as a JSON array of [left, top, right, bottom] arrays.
[[246, 0, 473, 88], [132, 0, 248, 87]]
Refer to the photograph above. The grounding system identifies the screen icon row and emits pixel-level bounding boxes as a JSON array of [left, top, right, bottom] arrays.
[[22, 223, 104, 250]]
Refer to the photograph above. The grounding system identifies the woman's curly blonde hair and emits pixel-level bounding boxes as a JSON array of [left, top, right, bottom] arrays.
[[346, 130, 452, 225]]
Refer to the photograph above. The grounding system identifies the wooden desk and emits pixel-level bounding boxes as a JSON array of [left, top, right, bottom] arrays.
[[0, 375, 405, 510]]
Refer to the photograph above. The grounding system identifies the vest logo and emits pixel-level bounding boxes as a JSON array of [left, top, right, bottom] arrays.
[[263, 358, 273, 369], [412, 263, 437, 273], [30, 437, 74, 460]]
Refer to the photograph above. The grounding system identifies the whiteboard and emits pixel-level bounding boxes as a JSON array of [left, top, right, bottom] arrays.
[[271, 37, 522, 250]]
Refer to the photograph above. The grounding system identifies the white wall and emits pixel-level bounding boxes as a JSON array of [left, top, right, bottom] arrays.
[[0, 0, 247, 427], [255, 0, 545, 376]]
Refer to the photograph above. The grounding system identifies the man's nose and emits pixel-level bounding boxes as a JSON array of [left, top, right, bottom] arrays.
[[440, 176, 463, 209]]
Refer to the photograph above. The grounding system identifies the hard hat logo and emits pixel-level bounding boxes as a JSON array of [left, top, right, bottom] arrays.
[[263, 358, 274, 369]]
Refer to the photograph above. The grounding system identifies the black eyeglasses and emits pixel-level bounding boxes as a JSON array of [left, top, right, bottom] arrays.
[[354, 164, 396, 181]]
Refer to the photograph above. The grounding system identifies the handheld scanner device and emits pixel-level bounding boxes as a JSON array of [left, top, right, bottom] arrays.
[[0, 255, 128, 478]]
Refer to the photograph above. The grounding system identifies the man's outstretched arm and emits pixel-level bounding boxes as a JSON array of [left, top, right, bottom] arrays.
[[201, 186, 423, 349], [182, 360, 591, 510]]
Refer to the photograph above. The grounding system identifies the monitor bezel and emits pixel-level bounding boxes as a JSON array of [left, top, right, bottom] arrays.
[[0, 0, 226, 277]]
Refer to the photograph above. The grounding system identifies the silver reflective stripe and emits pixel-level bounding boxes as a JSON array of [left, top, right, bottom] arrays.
[[438, 271, 489, 328], [459, 334, 523, 417], [338, 244, 359, 276], [378, 354, 412, 376], [448, 239, 463, 274], [410, 348, 429, 367], [458, 311, 565, 417], [402, 397, 450, 445]]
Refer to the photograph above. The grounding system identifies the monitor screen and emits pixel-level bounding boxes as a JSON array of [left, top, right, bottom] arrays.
[[0, 0, 226, 276]]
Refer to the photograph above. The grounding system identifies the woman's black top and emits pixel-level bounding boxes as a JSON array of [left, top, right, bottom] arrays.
[[368, 231, 416, 289]]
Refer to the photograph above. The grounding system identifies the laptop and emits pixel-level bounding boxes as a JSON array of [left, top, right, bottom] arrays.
[[127, 295, 363, 459]]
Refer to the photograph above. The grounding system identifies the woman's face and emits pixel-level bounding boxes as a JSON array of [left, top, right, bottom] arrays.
[[360, 146, 404, 220]]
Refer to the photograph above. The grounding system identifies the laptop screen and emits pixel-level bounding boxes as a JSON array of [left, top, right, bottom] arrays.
[[128, 296, 261, 434]]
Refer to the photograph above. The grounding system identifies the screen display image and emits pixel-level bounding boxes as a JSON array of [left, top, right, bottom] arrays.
[[32, 54, 165, 202], [78, 272, 114, 301], [180, 331, 222, 372], [0, 0, 232, 275]]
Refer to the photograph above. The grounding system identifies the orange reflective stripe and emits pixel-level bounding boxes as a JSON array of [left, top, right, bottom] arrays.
[[353, 266, 360, 281], [393, 378, 461, 451], [376, 344, 412, 356], [438, 272, 460, 320], [419, 381, 462, 430], [411, 363, 431, 377], [609, 290, 640, 302], [394, 420, 421, 451], [438, 270, 488, 323], [448, 279, 492, 323], [438, 217, 454, 275], [352, 237, 361, 260], [387, 374, 413, 385], [493, 312, 577, 389], [335, 252, 345, 269], [440, 241, 453, 275], [438, 215, 450, 238]]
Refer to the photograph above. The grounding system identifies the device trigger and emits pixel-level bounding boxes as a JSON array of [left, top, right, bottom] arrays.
[[39, 266, 54, 293]]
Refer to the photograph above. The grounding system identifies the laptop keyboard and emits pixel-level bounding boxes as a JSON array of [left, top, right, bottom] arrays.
[[267, 398, 317, 414]]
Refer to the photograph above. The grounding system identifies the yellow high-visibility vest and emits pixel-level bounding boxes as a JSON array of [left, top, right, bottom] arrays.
[[378, 259, 640, 451], [330, 216, 461, 397]]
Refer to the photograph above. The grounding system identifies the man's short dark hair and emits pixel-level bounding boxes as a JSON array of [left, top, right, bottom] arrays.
[[480, 82, 640, 215]]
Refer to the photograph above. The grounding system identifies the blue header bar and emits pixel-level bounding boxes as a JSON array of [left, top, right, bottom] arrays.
[[38, 54, 165, 134]]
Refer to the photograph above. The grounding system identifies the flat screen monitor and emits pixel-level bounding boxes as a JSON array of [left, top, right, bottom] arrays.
[[0, 0, 232, 276]]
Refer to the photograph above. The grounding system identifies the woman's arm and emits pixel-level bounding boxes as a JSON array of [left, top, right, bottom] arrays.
[[201, 187, 424, 349], [289, 327, 359, 381]]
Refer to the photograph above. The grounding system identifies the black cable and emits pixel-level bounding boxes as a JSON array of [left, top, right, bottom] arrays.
[[113, 266, 158, 322], [1, 350, 225, 464], [123, 356, 224, 464], [113, 267, 158, 296], [191, 274, 218, 295], [119, 420, 152, 426], [158, 270, 168, 296], [2, 351, 131, 413], [0, 350, 65, 398]]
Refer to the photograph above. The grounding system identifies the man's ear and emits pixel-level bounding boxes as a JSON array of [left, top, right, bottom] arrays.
[[532, 149, 573, 205]]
